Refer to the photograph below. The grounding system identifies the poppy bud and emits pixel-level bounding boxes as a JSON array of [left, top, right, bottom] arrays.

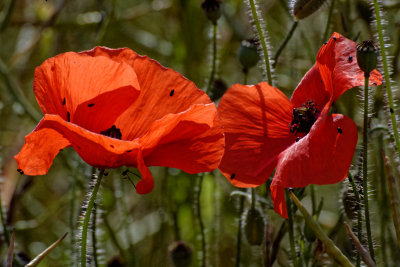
[[237, 39, 260, 72], [303, 222, 317, 243], [292, 0, 328, 20], [243, 208, 265, 246], [356, 40, 379, 75], [209, 78, 228, 101], [169, 241, 192, 267], [201, 0, 222, 25]]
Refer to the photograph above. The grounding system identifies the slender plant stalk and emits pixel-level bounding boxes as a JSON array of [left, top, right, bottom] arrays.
[[235, 194, 244, 267], [322, 0, 336, 42], [247, 0, 273, 85], [0, 192, 10, 245], [348, 174, 362, 267], [382, 151, 400, 248], [289, 191, 355, 267], [195, 175, 206, 267], [285, 190, 298, 267], [344, 223, 376, 267], [372, 0, 400, 158], [243, 70, 248, 85], [273, 21, 298, 67], [362, 74, 375, 261], [81, 169, 105, 267], [206, 24, 217, 94], [92, 203, 99, 267]]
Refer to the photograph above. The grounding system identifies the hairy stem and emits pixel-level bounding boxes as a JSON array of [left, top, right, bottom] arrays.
[[247, 0, 273, 85], [285, 190, 298, 267], [362, 74, 375, 261], [348, 174, 362, 267], [206, 24, 218, 94], [81, 169, 105, 267], [372, 0, 400, 158]]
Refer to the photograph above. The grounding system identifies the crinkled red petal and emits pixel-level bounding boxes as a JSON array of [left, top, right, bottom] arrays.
[[34, 52, 140, 125], [270, 114, 357, 218], [218, 82, 296, 187]]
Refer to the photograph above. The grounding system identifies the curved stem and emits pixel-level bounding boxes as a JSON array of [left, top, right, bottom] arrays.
[[195, 175, 206, 267], [206, 24, 217, 94], [81, 169, 105, 267], [362, 74, 375, 261], [372, 0, 400, 158], [285, 190, 298, 267], [247, 0, 273, 85], [273, 21, 298, 68]]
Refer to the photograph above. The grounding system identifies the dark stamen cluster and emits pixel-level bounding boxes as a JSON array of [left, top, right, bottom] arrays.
[[100, 125, 122, 140], [289, 100, 320, 135]]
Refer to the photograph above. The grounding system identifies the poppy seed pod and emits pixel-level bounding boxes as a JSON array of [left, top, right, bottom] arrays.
[[201, 0, 222, 25], [293, 0, 327, 20], [243, 208, 265, 246], [169, 241, 192, 267], [356, 40, 379, 75], [237, 39, 260, 72]]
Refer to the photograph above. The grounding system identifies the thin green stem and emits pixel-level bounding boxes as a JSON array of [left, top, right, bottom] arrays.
[[206, 24, 218, 94], [243, 69, 248, 84], [247, 0, 273, 85], [92, 203, 99, 267], [0, 193, 10, 245], [348, 174, 362, 267], [362, 74, 375, 261], [372, 0, 400, 158], [195, 175, 206, 267], [285, 190, 298, 267], [310, 185, 316, 215], [289, 192, 354, 267], [235, 195, 244, 267], [273, 21, 298, 68], [81, 169, 105, 267], [322, 0, 336, 42]]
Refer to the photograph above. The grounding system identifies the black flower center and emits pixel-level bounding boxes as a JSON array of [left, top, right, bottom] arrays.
[[101, 125, 122, 140], [289, 100, 320, 135]]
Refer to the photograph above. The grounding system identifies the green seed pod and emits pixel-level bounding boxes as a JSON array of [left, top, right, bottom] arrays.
[[169, 241, 192, 267], [201, 0, 222, 25], [243, 208, 265, 246], [293, 0, 327, 20], [210, 78, 228, 101], [237, 39, 260, 71], [303, 222, 317, 243], [356, 40, 379, 75]]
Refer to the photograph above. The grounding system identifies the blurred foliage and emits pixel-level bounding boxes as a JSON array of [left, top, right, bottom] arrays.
[[1, 0, 400, 266]]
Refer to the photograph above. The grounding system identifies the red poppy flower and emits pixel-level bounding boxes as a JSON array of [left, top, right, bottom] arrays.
[[15, 47, 225, 194], [218, 33, 382, 218]]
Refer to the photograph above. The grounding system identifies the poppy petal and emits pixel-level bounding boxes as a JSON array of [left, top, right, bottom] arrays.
[[270, 185, 287, 218], [291, 33, 383, 108], [218, 82, 296, 187], [15, 114, 142, 175], [141, 103, 224, 173], [136, 149, 154, 194], [14, 127, 71, 175], [316, 32, 382, 102], [270, 114, 357, 218], [73, 86, 139, 135], [80, 47, 212, 140], [34, 52, 140, 120]]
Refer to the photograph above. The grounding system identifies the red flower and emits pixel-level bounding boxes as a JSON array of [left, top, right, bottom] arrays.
[[218, 33, 382, 218], [15, 47, 224, 194]]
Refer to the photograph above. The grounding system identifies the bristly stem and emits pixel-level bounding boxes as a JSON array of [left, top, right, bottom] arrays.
[[362, 74, 375, 262], [206, 24, 218, 94], [285, 190, 298, 267], [195, 175, 206, 267], [92, 203, 99, 267], [372, 0, 400, 158], [273, 21, 298, 68], [81, 169, 105, 267], [0, 193, 10, 245], [235, 193, 244, 267], [289, 191, 354, 267], [322, 0, 336, 42], [348, 174, 362, 267], [247, 0, 273, 85]]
